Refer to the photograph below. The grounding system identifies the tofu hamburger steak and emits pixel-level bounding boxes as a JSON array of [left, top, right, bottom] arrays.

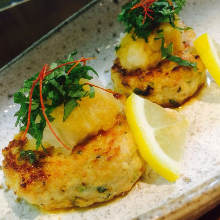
[[111, 0, 206, 107], [2, 54, 144, 210]]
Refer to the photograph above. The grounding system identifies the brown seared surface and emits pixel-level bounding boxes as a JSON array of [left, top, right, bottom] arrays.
[[112, 53, 201, 77], [2, 138, 52, 188], [2, 115, 144, 210], [112, 22, 207, 107], [112, 54, 206, 107]]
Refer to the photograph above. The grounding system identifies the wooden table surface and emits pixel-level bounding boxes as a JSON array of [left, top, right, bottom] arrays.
[[0, 0, 219, 219]]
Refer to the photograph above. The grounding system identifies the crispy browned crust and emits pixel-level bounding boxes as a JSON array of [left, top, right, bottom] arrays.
[[72, 114, 124, 158], [112, 22, 207, 107], [112, 55, 201, 78], [2, 114, 141, 189], [3, 122, 124, 190], [2, 114, 144, 209], [112, 55, 206, 107], [2, 138, 51, 188]]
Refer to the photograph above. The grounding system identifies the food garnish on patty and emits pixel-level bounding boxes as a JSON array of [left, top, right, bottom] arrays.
[[112, 0, 206, 107], [2, 52, 144, 210]]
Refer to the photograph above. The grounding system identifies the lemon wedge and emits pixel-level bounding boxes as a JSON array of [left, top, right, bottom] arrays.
[[126, 94, 188, 182], [194, 33, 220, 86]]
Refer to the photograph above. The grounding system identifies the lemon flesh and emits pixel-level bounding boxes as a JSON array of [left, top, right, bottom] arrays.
[[126, 94, 188, 182], [194, 33, 220, 86]]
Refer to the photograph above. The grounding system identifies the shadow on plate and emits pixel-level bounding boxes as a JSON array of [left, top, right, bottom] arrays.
[[140, 166, 173, 186], [199, 81, 220, 104]]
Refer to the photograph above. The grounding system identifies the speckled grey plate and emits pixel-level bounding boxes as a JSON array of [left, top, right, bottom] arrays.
[[0, 0, 220, 219]]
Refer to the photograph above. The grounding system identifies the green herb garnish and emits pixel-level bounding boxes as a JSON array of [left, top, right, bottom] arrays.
[[97, 186, 108, 193], [20, 150, 37, 164], [118, 0, 186, 42], [168, 55, 197, 69], [169, 99, 180, 107], [14, 51, 98, 149], [77, 185, 87, 192], [134, 85, 154, 96], [118, 1, 196, 69], [155, 31, 197, 68], [115, 45, 121, 51]]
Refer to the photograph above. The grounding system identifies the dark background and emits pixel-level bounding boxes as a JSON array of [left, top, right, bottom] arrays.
[[0, 0, 24, 9], [0, 0, 91, 68], [0, 0, 220, 219]]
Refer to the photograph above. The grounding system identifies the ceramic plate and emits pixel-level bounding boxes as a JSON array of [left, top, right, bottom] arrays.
[[0, 0, 220, 219]]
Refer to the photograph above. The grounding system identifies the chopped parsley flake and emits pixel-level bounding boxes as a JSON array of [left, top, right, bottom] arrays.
[[97, 186, 108, 193]]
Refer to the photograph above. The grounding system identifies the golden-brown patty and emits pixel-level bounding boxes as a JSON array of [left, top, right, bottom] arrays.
[[2, 115, 144, 210], [112, 23, 206, 107], [112, 56, 206, 107]]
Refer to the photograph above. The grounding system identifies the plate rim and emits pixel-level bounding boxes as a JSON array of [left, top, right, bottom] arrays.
[[138, 174, 220, 219]]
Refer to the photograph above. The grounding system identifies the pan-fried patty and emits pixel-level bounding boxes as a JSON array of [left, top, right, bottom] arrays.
[[2, 115, 144, 210], [112, 22, 206, 107], [112, 57, 206, 107]]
